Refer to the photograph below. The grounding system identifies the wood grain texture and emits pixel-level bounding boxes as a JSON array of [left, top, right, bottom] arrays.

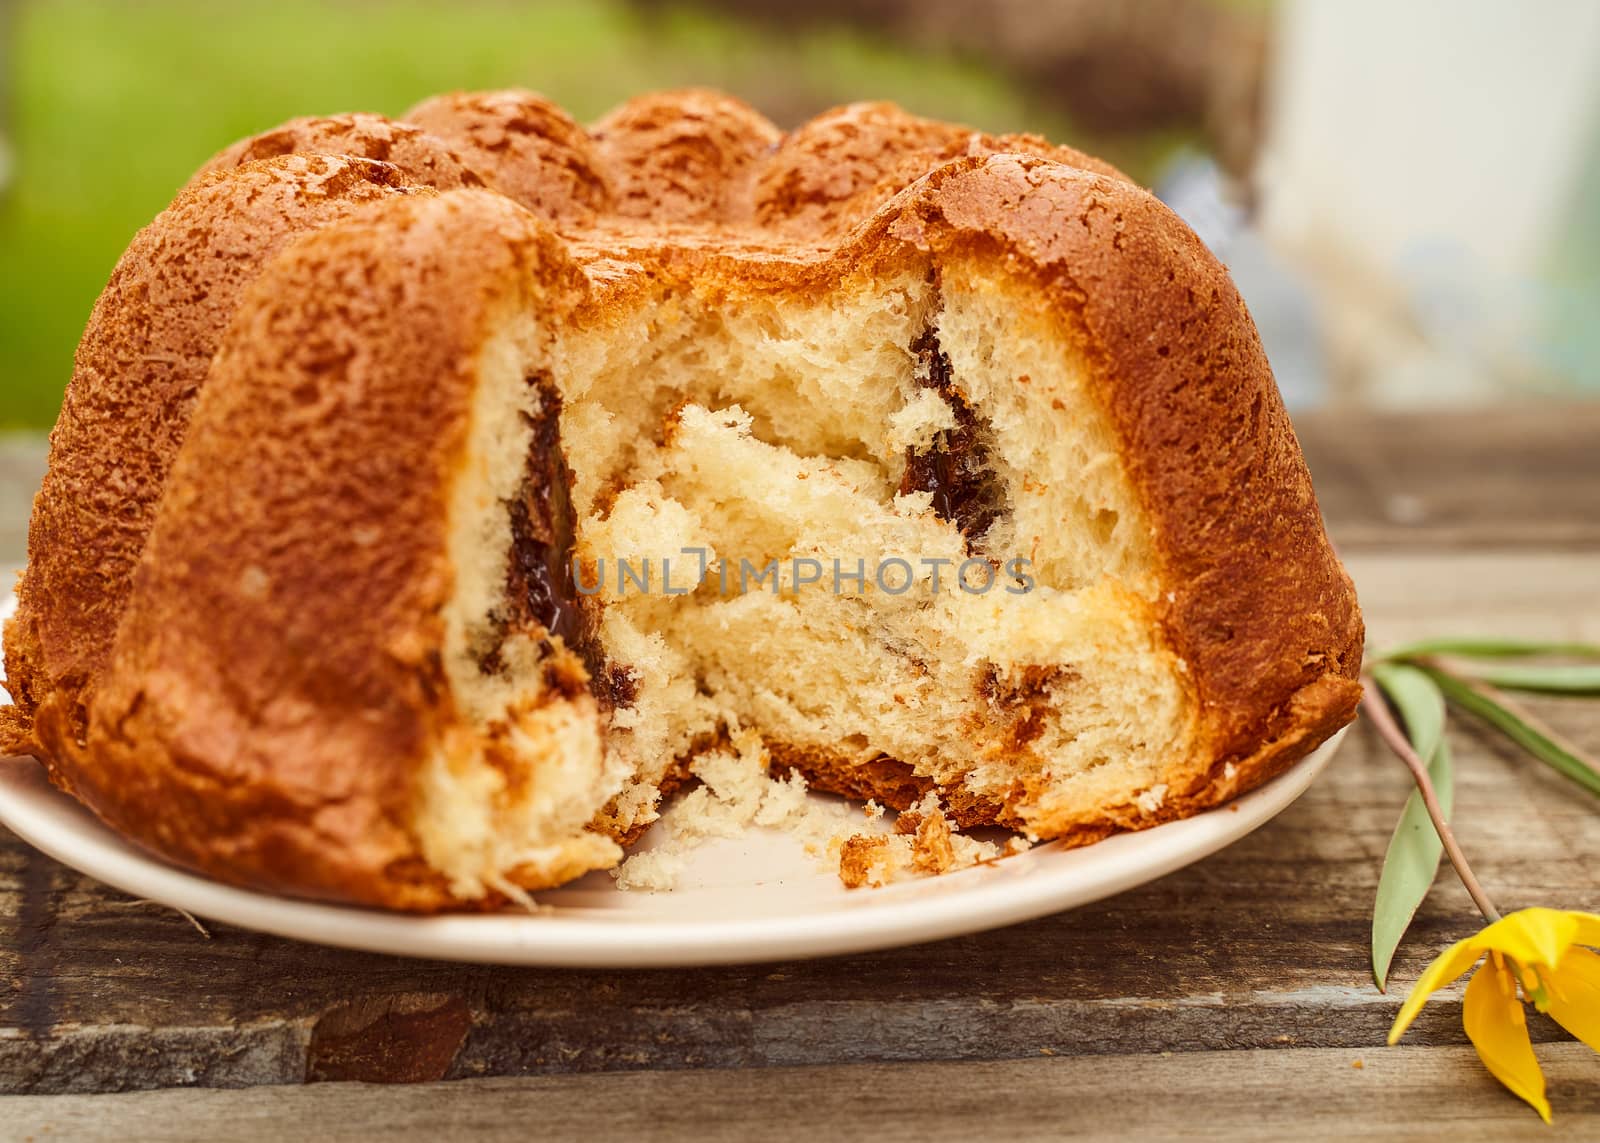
[[1, 408, 1598, 1135], [1296, 405, 1600, 550], [6, 1047, 1598, 1142]]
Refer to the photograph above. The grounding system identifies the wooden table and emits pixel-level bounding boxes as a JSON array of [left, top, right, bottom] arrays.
[[1, 406, 1596, 1140]]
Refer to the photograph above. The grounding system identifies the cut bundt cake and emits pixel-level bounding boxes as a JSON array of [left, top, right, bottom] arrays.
[[0, 91, 1363, 910], [1, 156, 433, 806]]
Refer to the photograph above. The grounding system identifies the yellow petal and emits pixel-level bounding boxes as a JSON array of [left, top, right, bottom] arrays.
[[1475, 908, 1580, 970], [1547, 945, 1600, 1052], [1463, 960, 1551, 1123], [1569, 912, 1600, 952], [1389, 936, 1484, 1044]]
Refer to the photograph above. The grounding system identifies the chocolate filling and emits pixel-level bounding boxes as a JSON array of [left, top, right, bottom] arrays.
[[506, 380, 582, 650], [491, 373, 635, 711], [899, 329, 1006, 545]]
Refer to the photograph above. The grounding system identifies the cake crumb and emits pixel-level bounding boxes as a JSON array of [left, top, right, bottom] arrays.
[[1003, 836, 1035, 858], [612, 848, 688, 892], [911, 809, 955, 874], [838, 835, 898, 889], [611, 730, 859, 891], [834, 796, 1005, 889], [611, 735, 1025, 893], [886, 387, 958, 454], [1134, 783, 1168, 816], [893, 811, 923, 835]]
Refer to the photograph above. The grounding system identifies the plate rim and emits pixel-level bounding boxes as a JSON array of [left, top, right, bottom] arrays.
[[0, 732, 1344, 967]]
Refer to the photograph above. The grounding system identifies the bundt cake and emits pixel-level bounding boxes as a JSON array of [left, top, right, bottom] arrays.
[[0, 89, 1363, 910]]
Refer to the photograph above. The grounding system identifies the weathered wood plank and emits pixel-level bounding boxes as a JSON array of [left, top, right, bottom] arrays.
[[1296, 405, 1600, 550], [7, 1046, 1598, 1142], [0, 549, 1596, 1094]]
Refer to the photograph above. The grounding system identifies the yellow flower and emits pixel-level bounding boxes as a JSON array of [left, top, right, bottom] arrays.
[[1389, 907, 1600, 1122]]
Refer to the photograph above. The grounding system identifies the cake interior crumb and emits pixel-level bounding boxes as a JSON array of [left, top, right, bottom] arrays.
[[610, 733, 1023, 892]]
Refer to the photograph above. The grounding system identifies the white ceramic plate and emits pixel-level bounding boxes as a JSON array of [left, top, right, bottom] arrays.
[[0, 596, 1343, 966]]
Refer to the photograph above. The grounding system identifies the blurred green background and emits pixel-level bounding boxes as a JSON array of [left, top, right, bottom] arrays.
[[0, 0, 1205, 430], [2, 0, 1594, 431]]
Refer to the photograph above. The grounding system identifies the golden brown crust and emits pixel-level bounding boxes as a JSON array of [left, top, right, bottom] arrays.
[[7, 90, 1361, 907], [189, 113, 483, 192], [205, 94, 1128, 242], [402, 89, 613, 224], [2, 155, 427, 768], [82, 191, 584, 909], [752, 101, 1130, 239], [590, 89, 780, 225]]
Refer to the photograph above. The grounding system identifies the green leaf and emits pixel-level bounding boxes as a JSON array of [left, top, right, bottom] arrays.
[[1378, 637, 1600, 661], [1369, 663, 1453, 992], [1370, 663, 1448, 762], [1455, 663, 1600, 694], [1420, 667, 1600, 799]]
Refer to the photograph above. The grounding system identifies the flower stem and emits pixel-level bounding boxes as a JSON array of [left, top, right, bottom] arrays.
[[1361, 675, 1502, 923]]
